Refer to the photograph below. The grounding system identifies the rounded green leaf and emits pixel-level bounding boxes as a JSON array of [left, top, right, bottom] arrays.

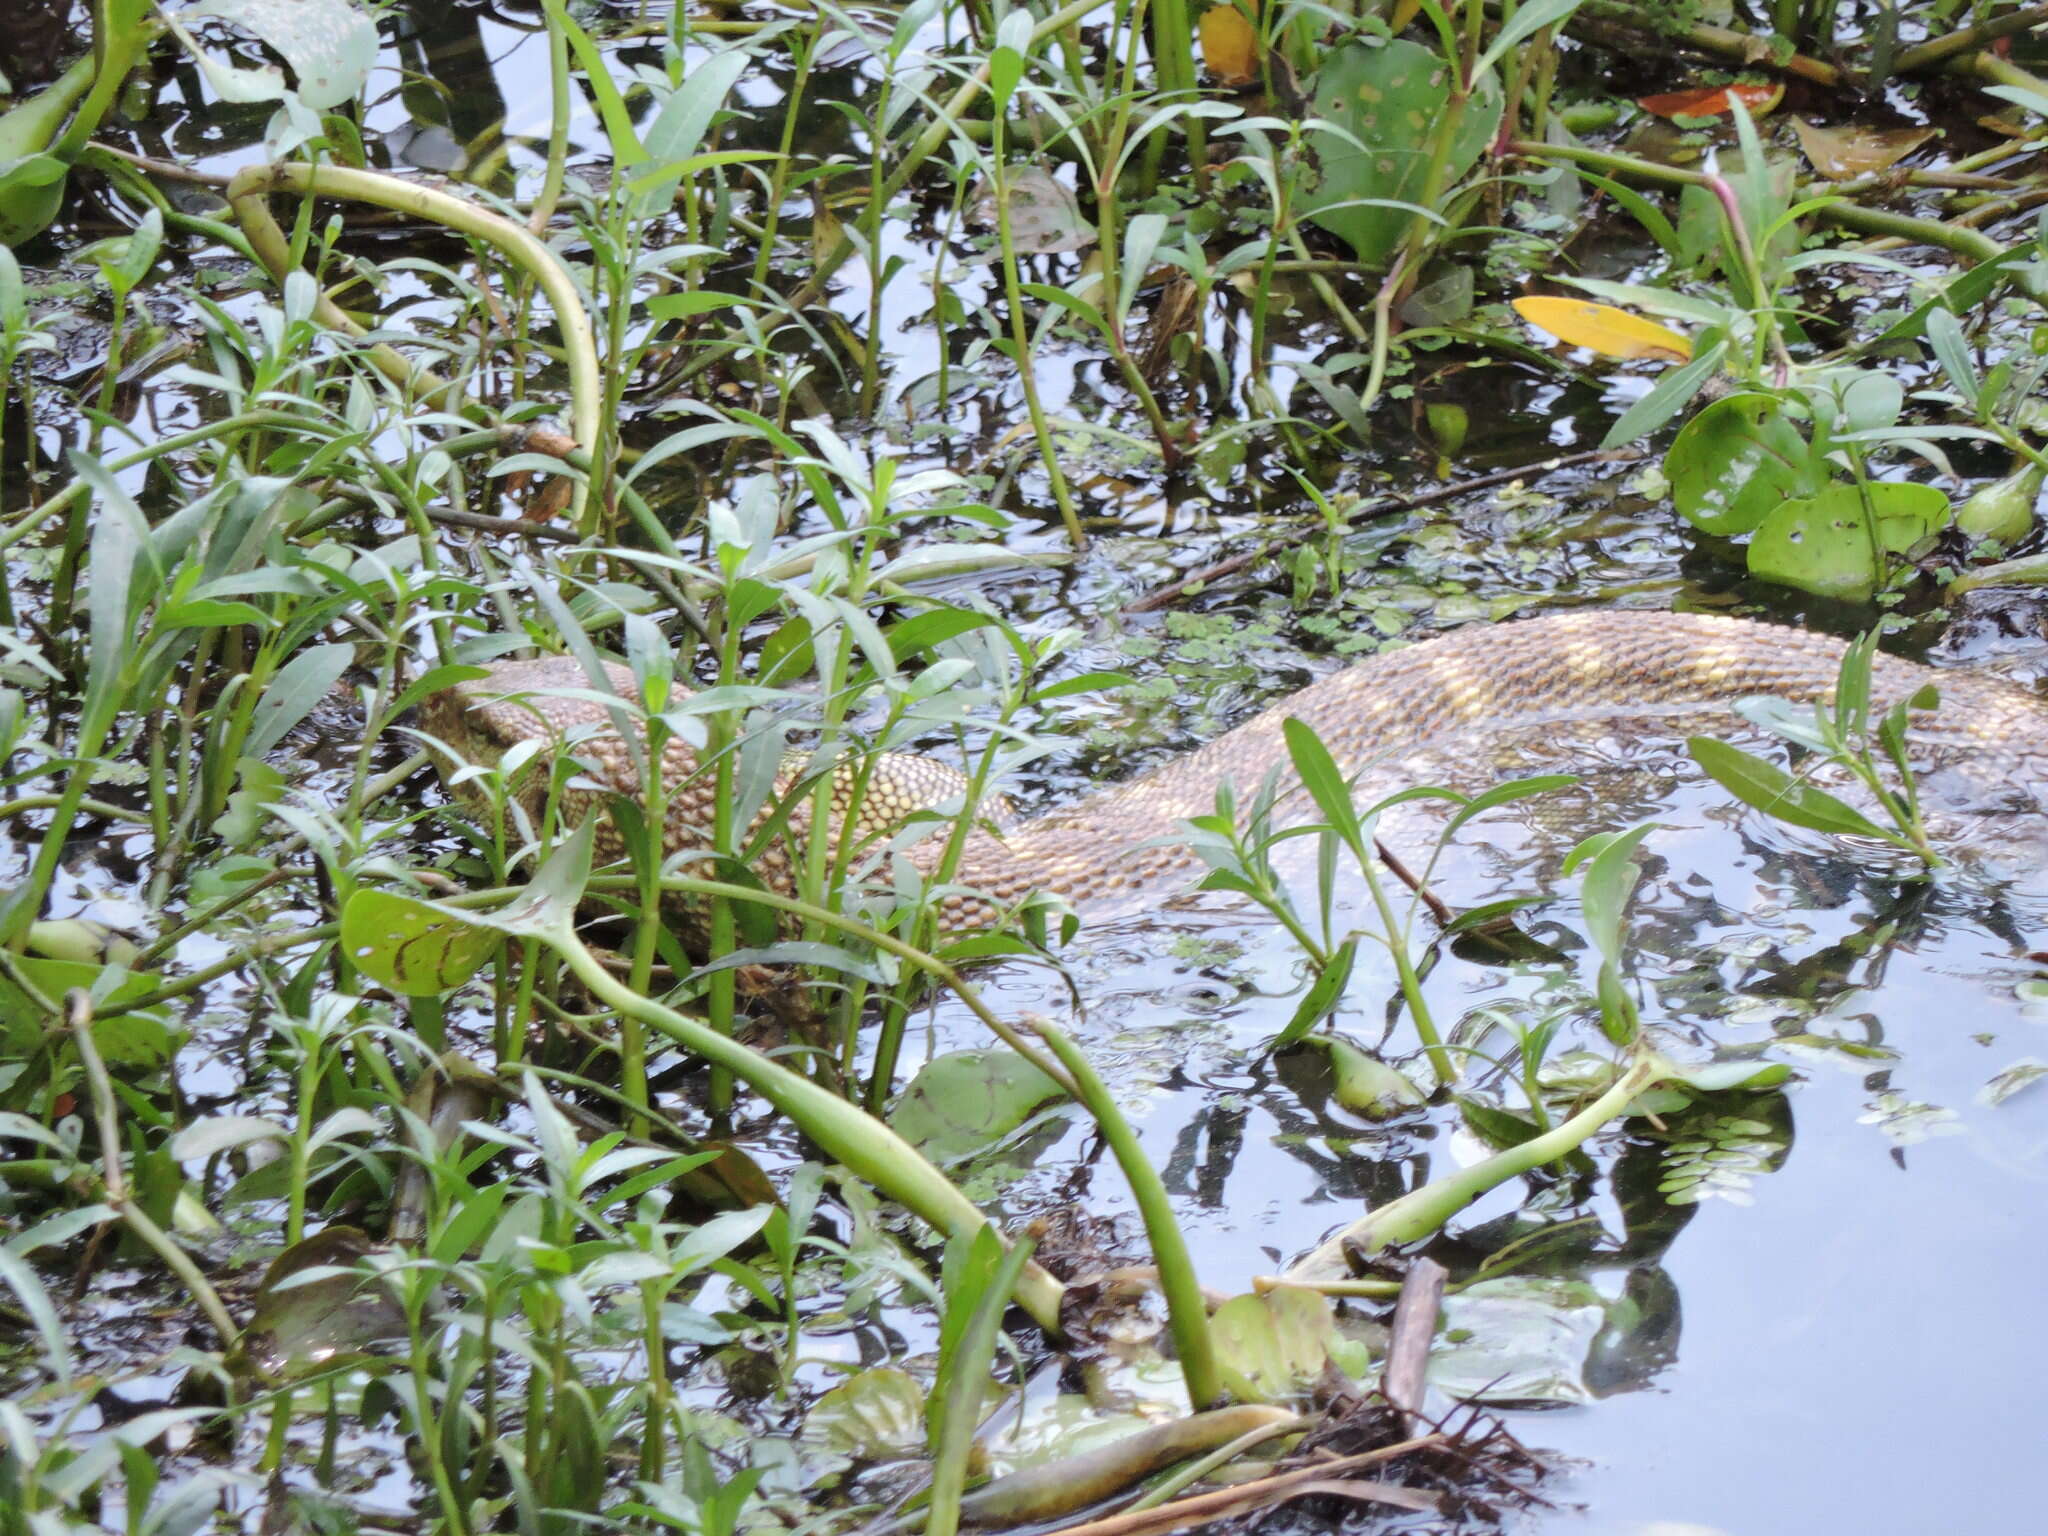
[[1747, 482, 1949, 600], [1304, 41, 1503, 268], [1666, 394, 1819, 536], [341, 889, 503, 997]]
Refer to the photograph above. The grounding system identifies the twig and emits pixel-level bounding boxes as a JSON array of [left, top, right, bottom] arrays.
[[1125, 449, 1641, 614], [1382, 1257, 1449, 1436]]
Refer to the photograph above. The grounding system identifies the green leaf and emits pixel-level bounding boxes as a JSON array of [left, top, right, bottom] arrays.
[[243, 642, 355, 758], [1281, 716, 1365, 862], [1210, 1286, 1335, 1403], [1747, 481, 1949, 601], [1474, 0, 1588, 79], [889, 1049, 1067, 1164], [1600, 338, 1728, 449], [1686, 737, 1894, 840], [1304, 40, 1503, 267], [341, 889, 505, 997], [1665, 394, 1821, 536], [1274, 939, 1358, 1048]]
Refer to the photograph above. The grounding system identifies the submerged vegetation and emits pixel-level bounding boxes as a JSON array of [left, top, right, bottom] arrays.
[[2, 0, 2046, 1530]]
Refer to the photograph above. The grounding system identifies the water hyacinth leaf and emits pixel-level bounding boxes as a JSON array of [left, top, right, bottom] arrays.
[[1428, 1276, 1621, 1402], [341, 890, 505, 997], [1954, 462, 2044, 543], [1304, 40, 1502, 268], [1666, 393, 1821, 535], [1686, 738, 1894, 840], [804, 1367, 928, 1457], [0, 958, 175, 1066], [1660, 1059, 1792, 1092], [981, 166, 1096, 254], [1306, 1033, 1425, 1117], [889, 1049, 1067, 1164], [234, 1226, 408, 1380], [1512, 297, 1692, 361], [1210, 1286, 1335, 1403], [1747, 481, 1949, 600]]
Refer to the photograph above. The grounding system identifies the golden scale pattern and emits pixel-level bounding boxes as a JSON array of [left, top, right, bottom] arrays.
[[423, 611, 2048, 930]]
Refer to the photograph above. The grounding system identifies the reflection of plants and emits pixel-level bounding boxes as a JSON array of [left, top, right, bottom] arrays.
[[1657, 1112, 1782, 1206]]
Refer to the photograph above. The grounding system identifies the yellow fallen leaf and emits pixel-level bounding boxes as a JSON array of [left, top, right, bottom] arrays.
[[1199, 4, 1258, 87], [1512, 297, 1693, 362]]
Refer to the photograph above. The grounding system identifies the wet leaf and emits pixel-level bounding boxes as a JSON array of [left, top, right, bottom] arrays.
[[1746, 481, 1950, 600], [890, 1049, 1067, 1164], [0, 959, 176, 1067], [1305, 40, 1502, 268], [1210, 1285, 1334, 1403], [341, 889, 505, 997], [1981, 1059, 2048, 1107], [1428, 1276, 1608, 1403], [1512, 297, 1692, 361], [1198, 5, 1259, 87], [1637, 83, 1784, 120], [1306, 1035, 1425, 1118], [235, 1226, 407, 1380], [804, 1367, 928, 1457], [1666, 393, 1822, 536], [1790, 119, 1934, 181], [978, 167, 1096, 254], [180, 0, 378, 110], [1954, 461, 2043, 544]]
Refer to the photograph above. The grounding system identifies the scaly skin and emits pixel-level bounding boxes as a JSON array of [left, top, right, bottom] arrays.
[[422, 611, 2048, 928]]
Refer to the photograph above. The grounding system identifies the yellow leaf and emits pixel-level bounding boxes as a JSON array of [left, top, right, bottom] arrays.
[[1199, 5, 1258, 87], [1512, 297, 1693, 362]]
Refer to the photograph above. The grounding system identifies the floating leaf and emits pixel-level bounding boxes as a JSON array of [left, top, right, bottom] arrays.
[[1666, 393, 1821, 536], [804, 1367, 928, 1457], [889, 1049, 1067, 1164], [1198, 4, 1259, 87], [178, 0, 378, 110], [1746, 481, 1950, 600], [1790, 119, 1934, 181], [1305, 40, 1502, 268], [234, 1226, 407, 1380], [1210, 1286, 1334, 1403], [1512, 297, 1692, 361], [1636, 82, 1784, 120]]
